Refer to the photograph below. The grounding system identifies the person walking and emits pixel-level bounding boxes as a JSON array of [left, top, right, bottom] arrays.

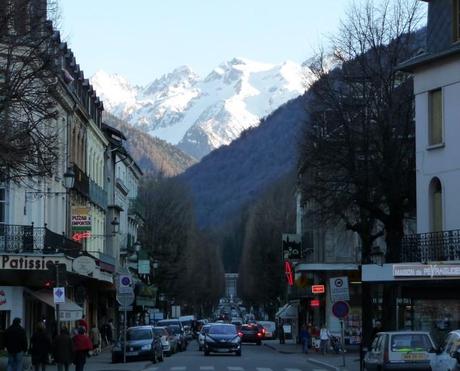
[[320, 324, 330, 355], [89, 325, 100, 355], [53, 326, 74, 371], [30, 321, 52, 371], [300, 324, 310, 354], [278, 320, 285, 344], [72, 327, 92, 371], [4, 317, 28, 371]]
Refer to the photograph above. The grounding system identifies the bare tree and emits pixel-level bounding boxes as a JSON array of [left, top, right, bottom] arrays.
[[0, 0, 62, 182], [298, 0, 423, 333]]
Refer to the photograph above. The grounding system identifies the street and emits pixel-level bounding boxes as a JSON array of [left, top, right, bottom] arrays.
[[63, 340, 328, 371]]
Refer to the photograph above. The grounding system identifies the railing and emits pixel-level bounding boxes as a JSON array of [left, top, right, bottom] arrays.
[[89, 179, 108, 210], [0, 224, 81, 256], [400, 229, 460, 262], [72, 164, 89, 197]]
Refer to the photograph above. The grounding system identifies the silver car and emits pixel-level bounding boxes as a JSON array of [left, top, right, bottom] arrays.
[[152, 326, 177, 356], [198, 324, 212, 351]]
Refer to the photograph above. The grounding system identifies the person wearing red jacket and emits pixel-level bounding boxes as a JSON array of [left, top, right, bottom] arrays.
[[72, 327, 92, 371]]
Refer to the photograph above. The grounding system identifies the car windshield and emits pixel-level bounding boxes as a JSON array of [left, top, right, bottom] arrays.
[[152, 328, 166, 336], [201, 326, 210, 334], [209, 325, 236, 335], [168, 326, 181, 334], [127, 328, 152, 341], [391, 334, 432, 352], [259, 322, 275, 331]]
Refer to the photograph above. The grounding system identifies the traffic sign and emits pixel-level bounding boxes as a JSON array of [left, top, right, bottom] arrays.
[[118, 274, 133, 294], [53, 287, 65, 304], [116, 292, 135, 307], [330, 276, 350, 302], [312, 285, 325, 294], [332, 300, 349, 318]]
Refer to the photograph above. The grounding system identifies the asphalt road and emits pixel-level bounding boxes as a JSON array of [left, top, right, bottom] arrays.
[[70, 339, 328, 371]]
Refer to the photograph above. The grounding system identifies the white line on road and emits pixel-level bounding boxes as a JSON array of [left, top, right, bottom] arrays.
[[200, 367, 215, 370], [170, 367, 187, 371], [228, 368, 244, 371], [256, 368, 273, 371]]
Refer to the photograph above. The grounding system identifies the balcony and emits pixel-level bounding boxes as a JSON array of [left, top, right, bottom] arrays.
[[89, 179, 108, 210], [72, 164, 89, 197], [400, 229, 460, 263], [0, 224, 82, 257]]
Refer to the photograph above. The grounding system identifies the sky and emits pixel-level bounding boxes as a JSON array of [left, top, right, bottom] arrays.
[[58, 1, 413, 86]]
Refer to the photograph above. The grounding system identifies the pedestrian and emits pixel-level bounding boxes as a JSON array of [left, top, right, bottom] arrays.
[[106, 319, 114, 344], [30, 321, 52, 371], [278, 320, 285, 344], [370, 320, 382, 343], [4, 317, 28, 371], [53, 326, 74, 371], [77, 315, 88, 333], [300, 324, 310, 354], [320, 324, 330, 355], [72, 327, 92, 371], [89, 325, 100, 355]]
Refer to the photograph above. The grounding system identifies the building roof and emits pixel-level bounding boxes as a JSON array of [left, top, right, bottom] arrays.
[[398, 43, 460, 72]]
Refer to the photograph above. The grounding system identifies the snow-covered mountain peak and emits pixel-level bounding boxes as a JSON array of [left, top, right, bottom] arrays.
[[92, 57, 311, 159]]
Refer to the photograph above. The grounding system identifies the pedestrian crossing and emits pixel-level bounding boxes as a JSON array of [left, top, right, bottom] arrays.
[[143, 367, 326, 371]]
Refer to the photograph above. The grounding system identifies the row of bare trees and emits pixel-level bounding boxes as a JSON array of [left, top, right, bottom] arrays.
[[137, 174, 225, 316]]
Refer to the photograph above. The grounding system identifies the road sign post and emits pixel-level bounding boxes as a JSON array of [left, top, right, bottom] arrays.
[[116, 275, 134, 364]]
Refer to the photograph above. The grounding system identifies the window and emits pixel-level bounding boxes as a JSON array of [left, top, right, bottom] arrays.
[[454, 0, 460, 42], [428, 89, 443, 145], [430, 177, 443, 232], [0, 187, 5, 224]]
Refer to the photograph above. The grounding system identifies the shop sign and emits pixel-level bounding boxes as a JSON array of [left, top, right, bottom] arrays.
[[393, 264, 460, 278], [312, 285, 325, 294], [284, 261, 294, 286], [0, 255, 69, 271], [310, 299, 320, 307], [72, 256, 96, 275], [330, 276, 350, 302], [138, 260, 150, 275], [71, 207, 92, 232]]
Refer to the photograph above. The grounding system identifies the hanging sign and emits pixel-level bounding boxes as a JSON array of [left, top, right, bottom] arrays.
[[312, 285, 325, 294], [71, 207, 92, 232], [284, 261, 294, 286]]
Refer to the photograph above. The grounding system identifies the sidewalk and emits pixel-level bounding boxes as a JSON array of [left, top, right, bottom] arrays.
[[263, 340, 361, 371]]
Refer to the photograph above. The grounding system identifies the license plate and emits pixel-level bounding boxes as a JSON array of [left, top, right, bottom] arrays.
[[403, 353, 427, 361], [126, 351, 138, 356]]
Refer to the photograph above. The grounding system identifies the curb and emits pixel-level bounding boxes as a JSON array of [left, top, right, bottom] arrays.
[[307, 358, 341, 371]]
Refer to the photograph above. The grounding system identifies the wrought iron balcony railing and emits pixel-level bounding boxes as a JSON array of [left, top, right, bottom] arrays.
[[400, 229, 460, 262], [0, 224, 82, 257]]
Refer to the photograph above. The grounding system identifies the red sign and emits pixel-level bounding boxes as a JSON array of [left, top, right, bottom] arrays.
[[72, 231, 91, 241], [312, 285, 325, 294], [310, 299, 320, 307], [284, 261, 294, 286]]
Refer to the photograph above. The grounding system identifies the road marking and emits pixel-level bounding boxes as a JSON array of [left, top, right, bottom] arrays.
[[200, 367, 215, 370], [256, 368, 273, 371], [285, 369, 303, 371], [228, 368, 244, 371], [170, 368, 186, 371]]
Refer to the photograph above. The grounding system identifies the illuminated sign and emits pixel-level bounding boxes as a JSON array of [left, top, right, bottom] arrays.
[[312, 285, 325, 294], [72, 231, 91, 241], [310, 299, 320, 307], [284, 261, 294, 286]]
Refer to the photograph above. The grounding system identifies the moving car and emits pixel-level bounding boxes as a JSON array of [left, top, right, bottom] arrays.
[[112, 326, 163, 363], [258, 321, 276, 339], [240, 323, 264, 345], [198, 324, 211, 351], [152, 326, 177, 356], [168, 324, 188, 351], [204, 323, 241, 356], [431, 329, 460, 371], [363, 331, 437, 371]]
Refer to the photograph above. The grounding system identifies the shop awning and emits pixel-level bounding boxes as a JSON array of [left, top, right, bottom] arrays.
[[275, 303, 298, 319], [28, 289, 83, 322], [295, 263, 359, 272]]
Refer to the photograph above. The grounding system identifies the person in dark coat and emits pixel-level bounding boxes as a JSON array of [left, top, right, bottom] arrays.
[[72, 327, 92, 371], [4, 317, 28, 371], [53, 326, 74, 371], [30, 321, 52, 371]]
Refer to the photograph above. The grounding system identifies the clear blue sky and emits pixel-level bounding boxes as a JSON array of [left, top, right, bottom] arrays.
[[58, 0, 416, 86]]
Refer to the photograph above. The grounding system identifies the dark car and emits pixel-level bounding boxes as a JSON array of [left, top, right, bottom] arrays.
[[204, 323, 241, 356], [112, 326, 164, 363], [240, 323, 263, 345], [167, 324, 188, 351]]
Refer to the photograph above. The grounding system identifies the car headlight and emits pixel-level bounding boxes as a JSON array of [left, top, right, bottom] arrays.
[[141, 344, 151, 350]]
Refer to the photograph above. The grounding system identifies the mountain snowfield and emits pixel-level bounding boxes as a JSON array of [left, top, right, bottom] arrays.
[[91, 57, 314, 159]]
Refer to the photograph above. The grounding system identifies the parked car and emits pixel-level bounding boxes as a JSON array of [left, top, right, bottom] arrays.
[[204, 323, 241, 356], [156, 319, 185, 331], [239, 323, 264, 345], [168, 325, 188, 351], [198, 324, 212, 351], [363, 331, 437, 371], [152, 326, 177, 356], [431, 329, 460, 371], [257, 321, 276, 339], [111, 325, 163, 363]]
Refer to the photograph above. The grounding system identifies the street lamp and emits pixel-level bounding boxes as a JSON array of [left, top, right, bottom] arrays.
[[111, 217, 120, 234], [63, 165, 75, 190], [133, 241, 141, 253]]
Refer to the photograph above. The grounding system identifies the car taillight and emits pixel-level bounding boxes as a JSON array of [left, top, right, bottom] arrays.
[[257, 332, 262, 337], [238, 332, 243, 337], [262, 328, 266, 334]]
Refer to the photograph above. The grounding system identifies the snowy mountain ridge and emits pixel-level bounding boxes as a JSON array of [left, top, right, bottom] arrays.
[[91, 57, 313, 159]]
